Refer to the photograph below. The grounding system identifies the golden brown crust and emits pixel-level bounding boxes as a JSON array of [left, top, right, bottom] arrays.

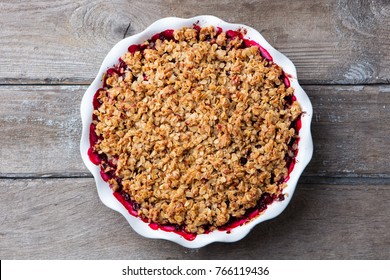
[[93, 26, 301, 233]]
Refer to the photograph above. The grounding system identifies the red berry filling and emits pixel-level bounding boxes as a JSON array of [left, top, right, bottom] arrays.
[[89, 25, 301, 240]]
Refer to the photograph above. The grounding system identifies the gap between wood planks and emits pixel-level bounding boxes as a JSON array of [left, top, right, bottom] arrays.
[[2, 174, 390, 186]]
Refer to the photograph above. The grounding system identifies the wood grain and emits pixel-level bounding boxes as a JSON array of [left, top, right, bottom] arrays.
[[0, 85, 87, 176], [0, 178, 388, 259], [1, 85, 389, 178], [0, 0, 389, 84], [308, 85, 390, 177]]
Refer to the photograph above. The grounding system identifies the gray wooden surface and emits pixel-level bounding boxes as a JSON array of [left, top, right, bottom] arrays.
[[0, 0, 389, 259]]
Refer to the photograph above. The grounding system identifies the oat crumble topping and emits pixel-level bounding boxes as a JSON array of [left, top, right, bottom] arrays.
[[91, 26, 302, 234]]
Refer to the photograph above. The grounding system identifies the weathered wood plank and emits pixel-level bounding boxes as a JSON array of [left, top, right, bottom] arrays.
[[0, 85, 86, 175], [307, 85, 390, 177], [1, 85, 390, 178], [0, 0, 389, 84], [0, 178, 388, 259]]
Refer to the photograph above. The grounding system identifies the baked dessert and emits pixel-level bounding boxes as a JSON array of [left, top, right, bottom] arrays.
[[88, 25, 302, 237]]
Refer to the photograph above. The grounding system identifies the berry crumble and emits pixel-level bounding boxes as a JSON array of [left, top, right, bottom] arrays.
[[89, 25, 302, 235]]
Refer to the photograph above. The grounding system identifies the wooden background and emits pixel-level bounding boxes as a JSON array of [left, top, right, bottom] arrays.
[[1, 0, 389, 259]]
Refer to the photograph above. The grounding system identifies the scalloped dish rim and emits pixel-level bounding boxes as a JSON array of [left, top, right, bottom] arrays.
[[80, 15, 313, 248]]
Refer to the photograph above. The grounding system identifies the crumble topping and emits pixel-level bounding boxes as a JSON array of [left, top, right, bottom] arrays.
[[91, 26, 302, 234]]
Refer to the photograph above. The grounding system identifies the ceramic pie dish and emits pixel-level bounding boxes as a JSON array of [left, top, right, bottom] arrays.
[[80, 15, 313, 248]]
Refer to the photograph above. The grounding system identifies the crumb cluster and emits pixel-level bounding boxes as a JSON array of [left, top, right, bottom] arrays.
[[92, 26, 302, 233]]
